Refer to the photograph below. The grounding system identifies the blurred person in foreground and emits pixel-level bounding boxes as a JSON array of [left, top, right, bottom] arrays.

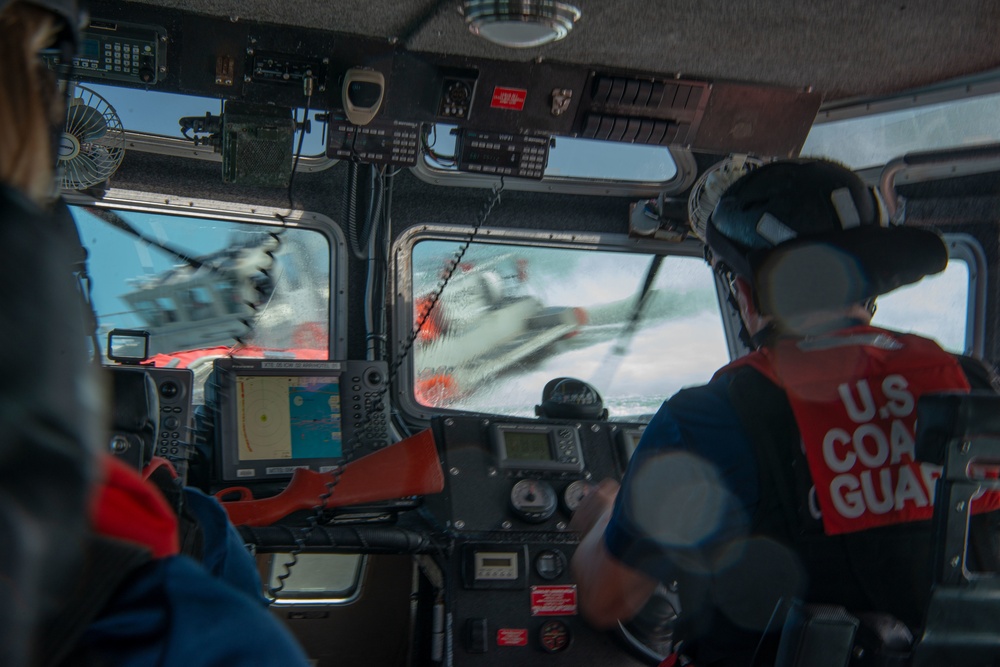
[[0, 1, 104, 665], [0, 3, 311, 664]]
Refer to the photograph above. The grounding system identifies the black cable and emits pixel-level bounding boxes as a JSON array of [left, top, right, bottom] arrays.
[[268, 467, 342, 597], [385, 178, 505, 390], [231, 232, 283, 350], [243, 74, 313, 351], [344, 160, 362, 258], [365, 167, 391, 360], [283, 78, 313, 215], [84, 207, 214, 271], [396, 0, 453, 47], [421, 124, 456, 167], [749, 597, 787, 667], [269, 179, 505, 597]]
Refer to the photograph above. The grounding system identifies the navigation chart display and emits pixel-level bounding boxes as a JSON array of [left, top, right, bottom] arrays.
[[212, 358, 391, 482], [236, 375, 343, 461]]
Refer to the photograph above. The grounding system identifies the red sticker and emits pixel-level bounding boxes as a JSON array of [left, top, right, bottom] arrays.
[[530, 585, 577, 616], [497, 628, 528, 647], [491, 87, 527, 110]]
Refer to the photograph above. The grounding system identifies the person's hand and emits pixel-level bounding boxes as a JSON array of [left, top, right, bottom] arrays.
[[569, 478, 619, 535]]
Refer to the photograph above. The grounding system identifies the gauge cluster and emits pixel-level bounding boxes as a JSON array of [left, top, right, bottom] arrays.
[[427, 414, 649, 665], [428, 416, 638, 534]]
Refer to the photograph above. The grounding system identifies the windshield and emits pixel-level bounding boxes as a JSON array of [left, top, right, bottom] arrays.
[[407, 239, 729, 420], [802, 90, 1000, 170], [71, 205, 333, 398], [873, 255, 971, 354]]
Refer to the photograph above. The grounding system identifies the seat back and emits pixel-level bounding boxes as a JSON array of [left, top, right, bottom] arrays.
[[776, 391, 1000, 667], [911, 391, 1000, 666]]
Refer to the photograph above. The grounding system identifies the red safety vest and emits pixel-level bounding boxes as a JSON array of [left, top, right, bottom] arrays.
[[717, 326, 999, 535], [90, 454, 179, 558]]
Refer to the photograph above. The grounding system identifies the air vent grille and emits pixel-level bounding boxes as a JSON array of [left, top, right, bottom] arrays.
[[581, 113, 691, 146], [591, 76, 706, 112]]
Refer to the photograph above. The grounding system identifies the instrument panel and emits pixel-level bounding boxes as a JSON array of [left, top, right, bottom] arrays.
[[429, 416, 630, 534], [79, 0, 822, 160], [427, 415, 649, 666]]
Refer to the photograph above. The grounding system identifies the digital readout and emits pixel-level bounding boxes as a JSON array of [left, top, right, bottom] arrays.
[[503, 431, 552, 461], [474, 551, 519, 581]]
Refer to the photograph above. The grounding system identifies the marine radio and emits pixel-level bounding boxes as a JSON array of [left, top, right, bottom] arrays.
[[42, 19, 167, 85]]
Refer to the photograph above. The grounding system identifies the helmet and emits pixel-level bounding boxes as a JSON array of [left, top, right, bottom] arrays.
[[0, 0, 83, 47], [705, 159, 947, 320]]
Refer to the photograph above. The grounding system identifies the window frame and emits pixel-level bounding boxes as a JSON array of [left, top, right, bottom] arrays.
[[391, 224, 715, 421], [265, 553, 366, 606], [82, 82, 338, 172], [714, 232, 988, 361], [65, 188, 349, 360], [803, 73, 1000, 171], [411, 129, 699, 198], [922, 232, 986, 357]]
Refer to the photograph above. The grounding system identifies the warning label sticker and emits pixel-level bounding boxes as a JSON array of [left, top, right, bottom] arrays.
[[491, 87, 528, 110], [530, 585, 577, 616], [497, 628, 528, 647]]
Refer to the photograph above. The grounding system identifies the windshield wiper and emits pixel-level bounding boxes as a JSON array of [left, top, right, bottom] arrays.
[[592, 254, 664, 385]]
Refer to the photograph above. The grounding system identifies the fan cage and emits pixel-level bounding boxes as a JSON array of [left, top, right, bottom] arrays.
[[59, 85, 126, 190]]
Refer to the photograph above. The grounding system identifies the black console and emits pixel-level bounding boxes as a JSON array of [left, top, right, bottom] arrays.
[[106, 365, 195, 478], [149, 367, 196, 474], [426, 415, 649, 666]]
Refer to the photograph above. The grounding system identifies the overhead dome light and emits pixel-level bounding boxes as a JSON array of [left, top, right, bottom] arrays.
[[462, 0, 582, 48]]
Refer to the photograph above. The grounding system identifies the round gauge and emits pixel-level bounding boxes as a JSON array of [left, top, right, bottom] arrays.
[[509, 479, 557, 523], [534, 549, 567, 580], [539, 619, 571, 653], [562, 479, 598, 514]]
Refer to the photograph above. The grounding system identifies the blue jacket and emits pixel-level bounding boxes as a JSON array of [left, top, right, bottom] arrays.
[[73, 555, 310, 666], [71, 486, 310, 666]]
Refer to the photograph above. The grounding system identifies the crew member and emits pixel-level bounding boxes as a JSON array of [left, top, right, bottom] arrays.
[[1, 1, 312, 663], [570, 159, 1000, 665], [0, 2, 102, 664]]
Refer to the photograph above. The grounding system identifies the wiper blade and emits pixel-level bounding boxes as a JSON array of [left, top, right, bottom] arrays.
[[613, 254, 664, 354], [592, 254, 665, 387]]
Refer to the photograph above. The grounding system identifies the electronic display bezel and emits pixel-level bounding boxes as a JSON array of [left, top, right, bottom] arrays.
[[211, 358, 389, 482], [490, 422, 584, 473]]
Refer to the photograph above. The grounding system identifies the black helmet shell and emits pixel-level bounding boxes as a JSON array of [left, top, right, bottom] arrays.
[[707, 160, 881, 279], [705, 159, 947, 317]]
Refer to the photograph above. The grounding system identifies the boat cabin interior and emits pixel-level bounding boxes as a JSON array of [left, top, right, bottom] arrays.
[[42, 0, 1000, 664]]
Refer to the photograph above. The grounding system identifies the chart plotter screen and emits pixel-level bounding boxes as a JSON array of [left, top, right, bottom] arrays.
[[212, 358, 390, 482], [236, 375, 343, 461]]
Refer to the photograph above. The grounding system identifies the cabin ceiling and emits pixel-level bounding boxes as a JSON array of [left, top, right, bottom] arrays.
[[129, 0, 1000, 103]]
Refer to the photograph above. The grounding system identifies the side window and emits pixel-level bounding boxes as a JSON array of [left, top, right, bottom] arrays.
[[70, 205, 336, 400], [265, 553, 364, 604], [871, 234, 984, 355], [404, 237, 729, 419]]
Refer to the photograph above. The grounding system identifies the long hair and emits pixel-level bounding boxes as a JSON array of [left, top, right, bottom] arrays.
[[0, 2, 60, 205]]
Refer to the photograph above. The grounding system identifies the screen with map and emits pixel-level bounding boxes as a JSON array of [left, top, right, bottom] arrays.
[[236, 375, 343, 462], [211, 358, 391, 482]]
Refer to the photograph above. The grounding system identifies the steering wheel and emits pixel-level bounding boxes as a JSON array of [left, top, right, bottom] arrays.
[[614, 583, 681, 665]]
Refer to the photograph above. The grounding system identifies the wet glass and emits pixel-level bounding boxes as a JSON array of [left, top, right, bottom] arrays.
[[410, 241, 729, 419]]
